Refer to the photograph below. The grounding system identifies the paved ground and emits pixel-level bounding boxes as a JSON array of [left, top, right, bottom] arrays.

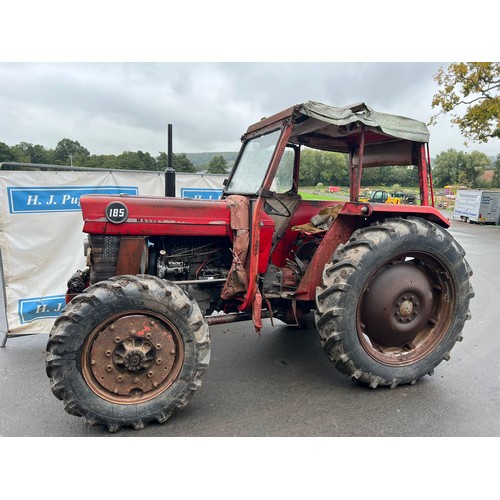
[[1, 219, 499, 437]]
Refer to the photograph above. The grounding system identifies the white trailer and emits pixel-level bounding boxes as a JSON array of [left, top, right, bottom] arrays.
[[453, 190, 500, 224]]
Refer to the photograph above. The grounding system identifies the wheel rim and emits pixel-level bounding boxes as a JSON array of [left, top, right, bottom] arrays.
[[82, 310, 184, 404], [357, 252, 455, 366]]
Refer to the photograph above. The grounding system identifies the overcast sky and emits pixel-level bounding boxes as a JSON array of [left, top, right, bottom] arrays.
[[1, 62, 498, 159]]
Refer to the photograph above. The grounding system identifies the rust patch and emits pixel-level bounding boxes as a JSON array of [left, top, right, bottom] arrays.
[[221, 195, 250, 300], [115, 237, 146, 275]]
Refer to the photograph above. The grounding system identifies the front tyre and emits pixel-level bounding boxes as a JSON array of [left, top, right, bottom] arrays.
[[315, 217, 474, 388], [46, 275, 210, 431]]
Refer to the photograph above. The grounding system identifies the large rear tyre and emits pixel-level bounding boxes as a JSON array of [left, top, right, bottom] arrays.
[[46, 275, 210, 431], [315, 217, 474, 388]]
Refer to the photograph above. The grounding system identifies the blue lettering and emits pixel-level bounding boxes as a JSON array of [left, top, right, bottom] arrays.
[[19, 295, 66, 324], [7, 186, 139, 214], [181, 188, 223, 200]]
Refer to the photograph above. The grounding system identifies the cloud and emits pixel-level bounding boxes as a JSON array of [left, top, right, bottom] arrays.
[[0, 62, 498, 158]]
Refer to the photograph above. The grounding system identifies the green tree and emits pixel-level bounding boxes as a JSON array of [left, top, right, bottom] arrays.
[[115, 151, 156, 170], [462, 150, 490, 187], [298, 149, 348, 186], [207, 154, 228, 174], [432, 149, 463, 187], [172, 153, 196, 173], [54, 138, 90, 165], [155, 152, 169, 170], [430, 62, 500, 144], [432, 149, 490, 188], [491, 154, 500, 188], [0, 142, 17, 162], [77, 154, 118, 169], [317, 151, 349, 185], [115, 151, 139, 170], [155, 152, 196, 172], [10, 141, 32, 162], [298, 148, 318, 186], [10, 142, 53, 164], [137, 150, 156, 170]]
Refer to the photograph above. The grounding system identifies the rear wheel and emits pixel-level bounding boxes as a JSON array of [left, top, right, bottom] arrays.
[[315, 217, 474, 388], [46, 275, 210, 431]]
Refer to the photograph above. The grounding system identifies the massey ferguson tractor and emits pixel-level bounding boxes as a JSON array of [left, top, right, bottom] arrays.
[[46, 101, 474, 431]]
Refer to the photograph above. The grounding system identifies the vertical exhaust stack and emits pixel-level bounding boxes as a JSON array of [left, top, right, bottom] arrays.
[[165, 123, 176, 197]]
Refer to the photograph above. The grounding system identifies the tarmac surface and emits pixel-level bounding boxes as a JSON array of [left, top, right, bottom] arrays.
[[1, 218, 499, 438]]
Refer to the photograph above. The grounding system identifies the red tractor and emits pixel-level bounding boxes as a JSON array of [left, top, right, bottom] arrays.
[[46, 101, 474, 431]]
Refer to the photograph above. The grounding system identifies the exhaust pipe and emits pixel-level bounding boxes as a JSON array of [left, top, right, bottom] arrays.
[[165, 123, 176, 197]]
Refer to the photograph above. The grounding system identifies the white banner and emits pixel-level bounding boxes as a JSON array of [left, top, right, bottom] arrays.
[[0, 170, 225, 338]]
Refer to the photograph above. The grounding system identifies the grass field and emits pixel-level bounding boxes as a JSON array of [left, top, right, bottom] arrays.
[[298, 187, 455, 210], [298, 186, 349, 201], [298, 191, 345, 201]]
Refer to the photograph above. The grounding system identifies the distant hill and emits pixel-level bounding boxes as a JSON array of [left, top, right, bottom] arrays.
[[184, 151, 238, 171]]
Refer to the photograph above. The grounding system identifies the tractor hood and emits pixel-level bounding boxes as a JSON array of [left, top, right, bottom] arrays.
[[80, 194, 237, 237]]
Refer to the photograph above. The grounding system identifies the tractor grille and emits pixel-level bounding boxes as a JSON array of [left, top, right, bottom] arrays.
[[89, 235, 120, 284]]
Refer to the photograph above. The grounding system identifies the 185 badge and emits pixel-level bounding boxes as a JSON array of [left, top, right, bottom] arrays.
[[105, 201, 128, 223]]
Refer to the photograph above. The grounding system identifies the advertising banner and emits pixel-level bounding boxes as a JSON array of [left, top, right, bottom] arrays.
[[0, 170, 225, 341]]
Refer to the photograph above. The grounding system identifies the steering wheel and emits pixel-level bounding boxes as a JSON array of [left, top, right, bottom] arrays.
[[264, 195, 291, 217]]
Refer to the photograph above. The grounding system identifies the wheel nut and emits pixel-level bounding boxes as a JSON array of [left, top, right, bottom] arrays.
[[170, 349, 176, 355], [106, 350, 112, 357], [117, 376, 123, 382], [106, 365, 113, 372], [131, 329, 136, 335], [156, 344, 162, 350], [147, 371, 153, 378], [156, 358, 162, 364], [115, 337, 121, 343]]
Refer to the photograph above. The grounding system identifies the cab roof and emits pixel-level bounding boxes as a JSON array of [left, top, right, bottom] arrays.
[[244, 101, 430, 153]]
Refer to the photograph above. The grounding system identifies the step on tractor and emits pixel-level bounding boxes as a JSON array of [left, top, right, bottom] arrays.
[[46, 101, 474, 432]]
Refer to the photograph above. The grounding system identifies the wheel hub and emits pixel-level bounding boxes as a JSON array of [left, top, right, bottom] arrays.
[[360, 261, 434, 348], [399, 299, 415, 318], [124, 351, 144, 370], [113, 338, 155, 373], [394, 294, 420, 324], [83, 312, 183, 403]]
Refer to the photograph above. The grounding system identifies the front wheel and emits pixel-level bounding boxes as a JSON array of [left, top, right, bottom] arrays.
[[46, 275, 210, 431], [315, 217, 474, 388]]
